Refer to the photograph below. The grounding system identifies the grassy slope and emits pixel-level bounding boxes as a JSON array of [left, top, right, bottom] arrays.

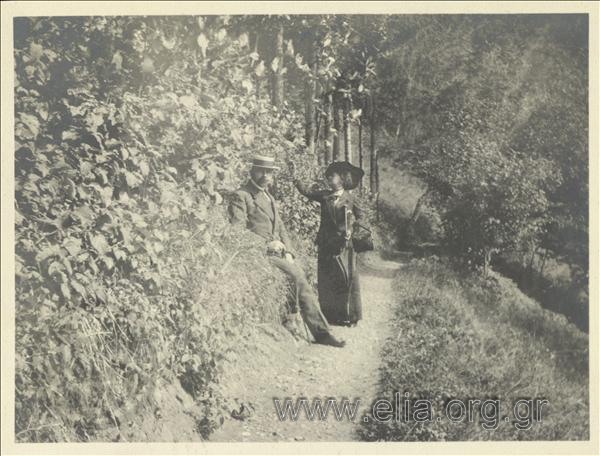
[[16, 209, 293, 442], [368, 156, 424, 252], [359, 257, 589, 441]]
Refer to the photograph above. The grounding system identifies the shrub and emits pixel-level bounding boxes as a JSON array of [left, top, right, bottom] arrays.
[[14, 16, 320, 441]]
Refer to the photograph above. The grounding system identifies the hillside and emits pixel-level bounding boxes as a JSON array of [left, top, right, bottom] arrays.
[[360, 257, 589, 441], [9, 13, 590, 445], [118, 249, 589, 442]]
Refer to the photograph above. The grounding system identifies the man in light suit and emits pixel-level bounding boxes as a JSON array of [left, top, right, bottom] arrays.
[[228, 155, 345, 348]]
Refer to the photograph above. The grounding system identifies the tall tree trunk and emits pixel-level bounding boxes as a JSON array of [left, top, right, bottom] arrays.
[[323, 92, 333, 164], [304, 78, 315, 154], [254, 32, 261, 99], [375, 141, 380, 193], [314, 77, 322, 165], [270, 24, 284, 110], [483, 248, 491, 277], [358, 115, 363, 193], [303, 45, 317, 156], [333, 94, 341, 161], [538, 249, 548, 280], [369, 94, 378, 194], [315, 106, 322, 165], [523, 246, 537, 288], [343, 96, 351, 162], [409, 190, 428, 226]]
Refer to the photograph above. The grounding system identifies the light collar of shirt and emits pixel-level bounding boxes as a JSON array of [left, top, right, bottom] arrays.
[[250, 178, 273, 201], [250, 178, 268, 193], [331, 189, 344, 201]]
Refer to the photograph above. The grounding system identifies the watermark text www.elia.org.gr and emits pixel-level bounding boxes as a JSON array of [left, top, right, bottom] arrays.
[[273, 392, 549, 430]]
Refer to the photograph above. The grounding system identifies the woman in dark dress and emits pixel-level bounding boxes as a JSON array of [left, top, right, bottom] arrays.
[[291, 161, 365, 326]]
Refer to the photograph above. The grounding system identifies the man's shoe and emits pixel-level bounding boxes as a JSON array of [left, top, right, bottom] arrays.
[[315, 333, 346, 348]]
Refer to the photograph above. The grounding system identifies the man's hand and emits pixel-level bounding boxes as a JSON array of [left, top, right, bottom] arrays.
[[284, 252, 294, 263], [267, 240, 286, 255], [287, 160, 297, 177]]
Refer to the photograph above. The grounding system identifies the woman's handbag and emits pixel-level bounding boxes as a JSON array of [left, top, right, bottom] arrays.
[[351, 223, 374, 253]]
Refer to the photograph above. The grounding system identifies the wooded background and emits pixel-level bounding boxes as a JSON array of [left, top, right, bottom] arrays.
[[13, 14, 588, 441]]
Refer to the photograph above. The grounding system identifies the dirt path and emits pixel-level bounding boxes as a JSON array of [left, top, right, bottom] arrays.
[[210, 251, 404, 442]]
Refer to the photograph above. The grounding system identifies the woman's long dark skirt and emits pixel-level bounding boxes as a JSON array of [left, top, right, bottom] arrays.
[[317, 245, 362, 325]]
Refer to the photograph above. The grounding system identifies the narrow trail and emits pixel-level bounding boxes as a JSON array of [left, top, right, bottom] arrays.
[[210, 251, 405, 442]]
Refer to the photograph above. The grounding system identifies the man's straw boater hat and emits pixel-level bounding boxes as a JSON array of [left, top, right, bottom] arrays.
[[250, 154, 280, 170]]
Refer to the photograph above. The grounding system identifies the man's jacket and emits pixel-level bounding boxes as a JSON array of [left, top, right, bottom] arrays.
[[228, 179, 294, 253]]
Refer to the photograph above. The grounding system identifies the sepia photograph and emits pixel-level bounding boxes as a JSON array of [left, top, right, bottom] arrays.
[[1, 1, 598, 454]]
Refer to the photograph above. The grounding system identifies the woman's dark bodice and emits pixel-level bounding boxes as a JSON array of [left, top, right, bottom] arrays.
[[294, 180, 363, 251]]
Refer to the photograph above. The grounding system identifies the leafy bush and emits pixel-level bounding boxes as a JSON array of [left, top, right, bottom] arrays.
[[14, 16, 320, 441], [376, 15, 587, 274]]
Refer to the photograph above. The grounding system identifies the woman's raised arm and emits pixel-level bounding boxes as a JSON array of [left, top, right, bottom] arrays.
[[293, 179, 326, 202], [289, 160, 325, 203]]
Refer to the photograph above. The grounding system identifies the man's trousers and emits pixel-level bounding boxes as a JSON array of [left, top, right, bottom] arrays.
[[268, 256, 331, 341]]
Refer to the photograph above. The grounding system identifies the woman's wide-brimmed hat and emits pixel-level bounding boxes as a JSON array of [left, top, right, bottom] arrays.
[[325, 161, 365, 190], [250, 154, 280, 170]]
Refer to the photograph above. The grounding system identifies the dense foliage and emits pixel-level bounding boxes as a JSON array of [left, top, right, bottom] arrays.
[[14, 15, 322, 441], [13, 13, 589, 442], [374, 15, 588, 278]]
